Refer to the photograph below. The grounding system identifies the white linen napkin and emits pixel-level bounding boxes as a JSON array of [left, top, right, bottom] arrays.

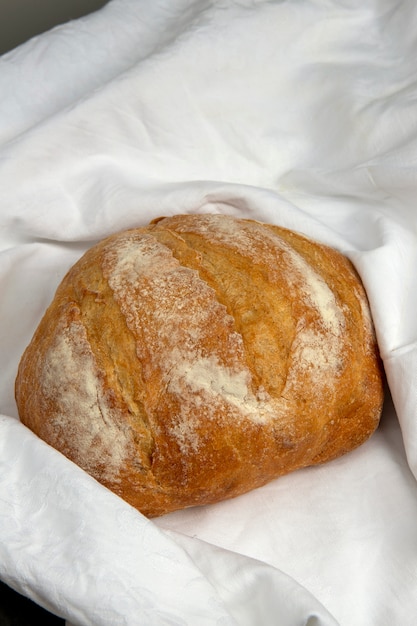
[[1, 1, 417, 624]]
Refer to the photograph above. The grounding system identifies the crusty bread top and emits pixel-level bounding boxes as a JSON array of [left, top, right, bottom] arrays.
[[15, 214, 384, 517]]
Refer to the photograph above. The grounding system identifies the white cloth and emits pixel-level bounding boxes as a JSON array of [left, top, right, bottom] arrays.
[[1, 1, 417, 624]]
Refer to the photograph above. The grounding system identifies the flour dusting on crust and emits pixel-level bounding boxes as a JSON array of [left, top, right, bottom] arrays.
[[41, 315, 133, 481], [103, 232, 279, 453], [101, 218, 351, 453], [163, 214, 346, 386]]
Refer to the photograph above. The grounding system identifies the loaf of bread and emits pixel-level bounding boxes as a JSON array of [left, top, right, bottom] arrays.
[[15, 214, 384, 517]]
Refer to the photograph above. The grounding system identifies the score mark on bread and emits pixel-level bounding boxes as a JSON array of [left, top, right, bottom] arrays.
[[15, 214, 384, 517]]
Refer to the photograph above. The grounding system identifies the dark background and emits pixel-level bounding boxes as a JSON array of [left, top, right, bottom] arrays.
[[0, 0, 109, 55], [0, 581, 65, 625]]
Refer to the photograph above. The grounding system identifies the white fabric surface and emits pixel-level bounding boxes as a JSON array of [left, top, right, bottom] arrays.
[[1, 0, 417, 624]]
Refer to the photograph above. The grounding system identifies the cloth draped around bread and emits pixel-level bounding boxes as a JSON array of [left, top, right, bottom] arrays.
[[1, 1, 417, 625]]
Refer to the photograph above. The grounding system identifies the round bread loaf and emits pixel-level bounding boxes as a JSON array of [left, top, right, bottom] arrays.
[[15, 214, 384, 517]]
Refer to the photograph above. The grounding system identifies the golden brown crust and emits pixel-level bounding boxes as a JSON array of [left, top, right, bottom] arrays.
[[15, 214, 384, 517]]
